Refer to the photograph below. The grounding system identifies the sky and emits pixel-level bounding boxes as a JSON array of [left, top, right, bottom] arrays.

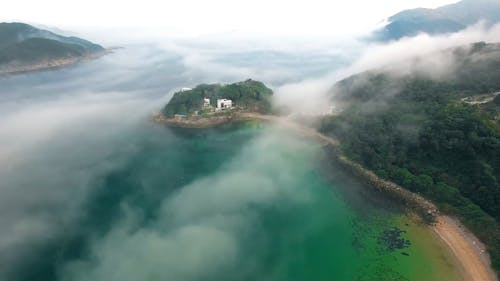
[[2, 0, 459, 37]]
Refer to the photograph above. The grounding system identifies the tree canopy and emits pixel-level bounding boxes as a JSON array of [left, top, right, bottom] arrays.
[[162, 79, 273, 117], [321, 42, 500, 276]]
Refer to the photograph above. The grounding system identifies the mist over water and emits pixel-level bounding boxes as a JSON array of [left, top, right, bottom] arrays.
[[0, 44, 461, 281]]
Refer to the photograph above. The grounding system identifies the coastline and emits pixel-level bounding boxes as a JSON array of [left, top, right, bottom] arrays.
[[153, 111, 497, 281], [0, 49, 112, 76], [151, 112, 266, 128], [433, 216, 498, 281], [322, 133, 498, 281]]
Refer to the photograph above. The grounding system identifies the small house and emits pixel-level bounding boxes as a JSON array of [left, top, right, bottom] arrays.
[[203, 98, 211, 107], [217, 99, 233, 110]]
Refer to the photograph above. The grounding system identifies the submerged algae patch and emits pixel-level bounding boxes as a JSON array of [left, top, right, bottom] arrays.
[[378, 228, 412, 252]]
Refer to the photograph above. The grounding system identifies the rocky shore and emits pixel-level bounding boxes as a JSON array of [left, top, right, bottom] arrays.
[[151, 112, 262, 128], [325, 147, 439, 222], [0, 49, 111, 76], [301, 125, 496, 281]]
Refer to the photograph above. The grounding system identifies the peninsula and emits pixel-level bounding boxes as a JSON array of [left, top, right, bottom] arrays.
[[0, 22, 107, 75], [156, 79, 273, 127]]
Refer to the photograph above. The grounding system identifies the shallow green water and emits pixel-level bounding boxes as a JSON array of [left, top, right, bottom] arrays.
[[17, 121, 462, 281]]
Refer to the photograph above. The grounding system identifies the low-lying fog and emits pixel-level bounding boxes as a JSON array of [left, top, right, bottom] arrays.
[[1, 23, 500, 280], [0, 40, 353, 280]]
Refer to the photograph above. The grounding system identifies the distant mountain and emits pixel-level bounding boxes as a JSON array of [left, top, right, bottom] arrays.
[[374, 0, 500, 41], [0, 22, 105, 74]]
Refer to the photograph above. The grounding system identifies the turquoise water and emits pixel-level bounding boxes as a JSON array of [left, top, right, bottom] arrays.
[[14, 122, 461, 281]]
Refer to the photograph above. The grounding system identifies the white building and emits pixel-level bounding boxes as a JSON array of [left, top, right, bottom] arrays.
[[180, 87, 192, 92], [203, 98, 211, 107], [174, 114, 187, 119], [217, 99, 233, 110]]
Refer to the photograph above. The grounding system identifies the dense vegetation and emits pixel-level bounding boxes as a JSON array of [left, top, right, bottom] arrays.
[[0, 38, 89, 64], [162, 79, 274, 117], [320, 43, 500, 276], [0, 22, 103, 66]]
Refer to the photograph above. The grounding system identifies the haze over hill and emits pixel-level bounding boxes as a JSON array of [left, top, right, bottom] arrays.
[[321, 42, 500, 275], [374, 0, 500, 41], [2, 1, 500, 281], [0, 22, 104, 74]]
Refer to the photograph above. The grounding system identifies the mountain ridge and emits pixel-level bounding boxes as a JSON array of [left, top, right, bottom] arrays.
[[0, 22, 105, 74], [374, 0, 500, 41]]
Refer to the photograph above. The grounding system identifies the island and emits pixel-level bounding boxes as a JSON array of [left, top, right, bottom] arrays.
[[154, 79, 274, 127], [0, 22, 108, 75]]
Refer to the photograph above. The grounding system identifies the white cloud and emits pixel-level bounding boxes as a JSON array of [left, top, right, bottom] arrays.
[[346, 22, 500, 77], [60, 128, 318, 281], [272, 22, 500, 114], [0, 47, 190, 279], [2, 0, 458, 38]]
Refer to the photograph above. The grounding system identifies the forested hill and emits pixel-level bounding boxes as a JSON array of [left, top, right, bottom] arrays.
[[320, 42, 500, 276], [0, 22, 104, 71], [162, 79, 273, 117], [333, 42, 500, 105], [374, 0, 500, 41]]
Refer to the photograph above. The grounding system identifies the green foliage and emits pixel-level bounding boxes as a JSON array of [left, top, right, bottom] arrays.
[[0, 38, 87, 64], [0, 22, 103, 66], [494, 94, 500, 105], [162, 79, 273, 117], [321, 43, 500, 277], [373, 1, 500, 41]]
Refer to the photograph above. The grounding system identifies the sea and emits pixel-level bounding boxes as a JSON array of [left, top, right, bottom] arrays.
[[0, 45, 462, 281]]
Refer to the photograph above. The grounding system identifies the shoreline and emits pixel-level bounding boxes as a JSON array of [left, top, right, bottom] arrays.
[[151, 111, 266, 128], [433, 216, 498, 281], [153, 112, 497, 281], [0, 49, 112, 76], [318, 131, 498, 281]]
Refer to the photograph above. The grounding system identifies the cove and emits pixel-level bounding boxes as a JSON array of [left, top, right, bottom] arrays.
[[13, 121, 462, 281]]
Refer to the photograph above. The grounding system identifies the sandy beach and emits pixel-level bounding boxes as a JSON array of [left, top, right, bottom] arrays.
[[433, 216, 498, 281]]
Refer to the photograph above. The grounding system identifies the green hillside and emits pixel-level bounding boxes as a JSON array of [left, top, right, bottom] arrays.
[[162, 79, 273, 117], [0, 38, 88, 64], [0, 22, 104, 67], [375, 0, 500, 41], [320, 42, 500, 276]]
